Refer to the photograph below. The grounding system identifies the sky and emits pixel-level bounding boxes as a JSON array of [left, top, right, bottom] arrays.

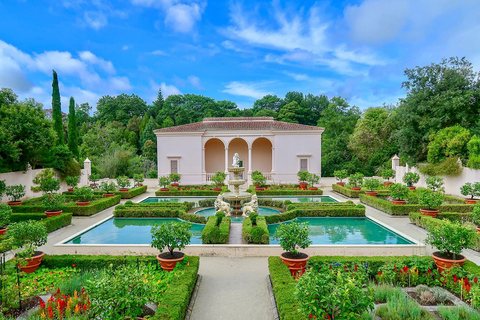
[[1, 0, 480, 112]]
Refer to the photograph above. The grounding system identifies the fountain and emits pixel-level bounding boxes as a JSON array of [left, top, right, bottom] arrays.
[[215, 153, 257, 216]]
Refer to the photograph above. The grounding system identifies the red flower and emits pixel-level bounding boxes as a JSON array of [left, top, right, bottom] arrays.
[[475, 277, 478, 284], [378, 271, 381, 276], [454, 275, 458, 283], [402, 266, 408, 273], [427, 268, 431, 273], [355, 264, 358, 272], [393, 265, 396, 271], [309, 315, 314, 319], [81, 287, 85, 294]]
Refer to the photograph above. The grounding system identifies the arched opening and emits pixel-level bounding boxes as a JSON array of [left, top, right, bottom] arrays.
[[228, 138, 248, 171], [205, 139, 225, 173], [252, 138, 272, 173]]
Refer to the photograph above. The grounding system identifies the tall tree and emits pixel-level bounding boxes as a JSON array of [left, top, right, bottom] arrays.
[[67, 97, 79, 159], [139, 118, 157, 152], [51, 70, 64, 144], [149, 88, 164, 119], [95, 93, 148, 125]]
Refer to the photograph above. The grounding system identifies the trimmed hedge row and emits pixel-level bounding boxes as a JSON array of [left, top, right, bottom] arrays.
[[360, 194, 475, 216], [243, 216, 269, 244], [155, 190, 221, 196], [62, 185, 147, 199], [123, 201, 195, 211], [255, 189, 323, 196], [332, 183, 391, 198], [114, 206, 206, 224], [198, 199, 216, 207], [286, 201, 355, 211], [257, 198, 285, 209], [42, 213, 73, 233], [265, 205, 366, 224], [201, 216, 231, 244]]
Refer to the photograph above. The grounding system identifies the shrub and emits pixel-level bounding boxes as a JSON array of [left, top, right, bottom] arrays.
[[473, 205, 480, 226], [42, 193, 65, 212], [133, 174, 144, 185], [0, 179, 5, 198], [158, 176, 171, 188], [418, 157, 463, 176], [243, 216, 269, 244], [31, 168, 60, 194], [349, 173, 364, 187], [211, 171, 226, 186], [64, 175, 80, 189], [382, 169, 396, 181], [74, 186, 94, 202], [308, 173, 320, 187], [202, 215, 230, 244], [297, 171, 310, 183], [403, 172, 420, 186], [169, 173, 181, 183], [249, 212, 259, 225], [100, 181, 116, 194], [425, 219, 474, 259], [148, 170, 158, 178], [265, 205, 366, 224], [151, 221, 192, 256], [215, 211, 225, 225], [426, 176, 445, 193], [390, 183, 409, 201], [9, 220, 48, 258], [252, 170, 266, 186], [417, 189, 444, 210], [116, 176, 130, 189], [334, 169, 348, 182], [460, 182, 480, 200], [274, 220, 311, 256], [363, 178, 382, 191], [89, 173, 100, 184], [0, 204, 12, 228], [5, 185, 26, 201]]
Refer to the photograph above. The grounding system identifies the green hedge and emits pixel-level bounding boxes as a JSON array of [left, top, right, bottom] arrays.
[[360, 194, 475, 216], [257, 198, 285, 209], [243, 216, 269, 244], [255, 189, 323, 196], [122, 201, 194, 211], [332, 183, 391, 198], [198, 199, 215, 207], [265, 205, 366, 224], [286, 201, 355, 211], [114, 206, 206, 224], [42, 213, 73, 233], [201, 216, 231, 244], [11, 212, 46, 222], [155, 190, 221, 196], [62, 185, 147, 199]]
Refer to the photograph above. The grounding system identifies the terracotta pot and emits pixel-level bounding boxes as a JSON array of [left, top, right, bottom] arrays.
[[255, 187, 265, 191], [0, 227, 8, 236], [350, 187, 361, 191], [103, 193, 115, 198], [90, 183, 98, 187], [465, 199, 478, 204], [68, 188, 74, 192], [280, 252, 310, 278], [420, 208, 439, 218], [476, 226, 480, 234], [118, 188, 129, 192], [408, 186, 416, 190], [44, 210, 62, 218], [7, 201, 23, 206], [336, 182, 345, 186], [136, 184, 144, 187], [76, 201, 90, 206], [212, 187, 222, 191], [365, 191, 378, 197], [160, 188, 170, 192], [254, 184, 260, 188], [18, 251, 45, 273], [157, 252, 185, 272], [299, 182, 308, 190], [391, 200, 407, 205], [383, 182, 393, 188], [170, 183, 180, 187], [308, 187, 318, 191], [431, 252, 467, 273]]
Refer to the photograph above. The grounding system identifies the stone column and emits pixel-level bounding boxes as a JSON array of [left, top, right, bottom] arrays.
[[271, 147, 276, 172], [248, 147, 252, 183], [224, 147, 229, 174], [202, 148, 206, 183], [391, 154, 400, 170], [83, 158, 91, 187]]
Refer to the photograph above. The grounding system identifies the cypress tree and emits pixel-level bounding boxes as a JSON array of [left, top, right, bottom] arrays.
[[67, 97, 79, 158], [52, 70, 64, 144]]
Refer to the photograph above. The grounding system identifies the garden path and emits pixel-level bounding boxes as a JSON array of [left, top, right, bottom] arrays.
[[228, 223, 246, 244], [190, 256, 274, 320]]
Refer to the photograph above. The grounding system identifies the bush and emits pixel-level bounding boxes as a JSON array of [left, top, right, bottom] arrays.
[[42, 193, 64, 212], [169, 173, 181, 183], [334, 169, 348, 182], [460, 182, 480, 200], [265, 205, 366, 224], [114, 203, 204, 223], [252, 171, 266, 186], [158, 176, 171, 188], [403, 172, 420, 186], [473, 206, 480, 226], [65, 175, 80, 189], [133, 174, 144, 185], [418, 157, 463, 176], [151, 221, 192, 256], [9, 220, 48, 258], [31, 168, 60, 194], [255, 189, 324, 196], [417, 189, 444, 210], [274, 220, 311, 256], [215, 211, 225, 225], [210, 171, 226, 186], [154, 189, 221, 196], [116, 176, 131, 189], [249, 212, 259, 225], [89, 173, 100, 184], [201, 215, 230, 244], [115, 185, 147, 199], [5, 185, 26, 202], [73, 186, 94, 202], [426, 176, 444, 192], [297, 171, 310, 183], [382, 169, 395, 181], [148, 170, 158, 178], [100, 181, 117, 194], [363, 178, 382, 191], [0, 204, 12, 228], [390, 183, 409, 201], [243, 216, 269, 244], [332, 183, 390, 198], [308, 173, 320, 187], [425, 219, 474, 259], [349, 173, 364, 187], [41, 213, 73, 233]]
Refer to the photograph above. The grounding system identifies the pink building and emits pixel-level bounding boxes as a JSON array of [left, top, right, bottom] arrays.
[[154, 117, 324, 185]]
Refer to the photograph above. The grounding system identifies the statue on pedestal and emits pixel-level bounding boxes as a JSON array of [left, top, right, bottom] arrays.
[[232, 153, 240, 168]]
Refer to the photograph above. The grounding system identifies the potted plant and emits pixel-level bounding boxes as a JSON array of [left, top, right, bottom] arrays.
[[89, 173, 100, 187], [274, 220, 312, 278], [307, 173, 320, 191], [426, 176, 445, 193], [348, 173, 364, 191], [425, 219, 474, 272], [151, 221, 192, 271], [42, 193, 64, 218], [363, 178, 381, 196], [74, 186, 94, 206], [116, 176, 131, 191], [472, 205, 480, 234], [100, 181, 117, 197], [460, 182, 480, 204], [31, 169, 60, 194], [403, 172, 420, 190], [334, 169, 348, 187], [211, 171, 226, 191], [0, 204, 12, 235], [252, 171, 266, 191], [9, 220, 48, 273], [133, 174, 144, 187], [297, 171, 310, 190], [417, 189, 444, 218], [159, 176, 171, 191], [65, 175, 80, 192], [381, 169, 396, 187], [389, 183, 409, 205], [169, 173, 181, 187], [5, 185, 26, 206]]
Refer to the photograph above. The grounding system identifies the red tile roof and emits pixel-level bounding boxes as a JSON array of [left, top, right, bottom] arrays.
[[154, 117, 324, 133]]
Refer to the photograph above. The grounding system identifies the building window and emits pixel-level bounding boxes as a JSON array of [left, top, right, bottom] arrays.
[[300, 158, 308, 171], [171, 160, 178, 174]]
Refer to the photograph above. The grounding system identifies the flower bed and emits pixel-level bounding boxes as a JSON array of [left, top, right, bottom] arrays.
[[243, 216, 269, 244], [360, 194, 474, 216], [332, 183, 391, 198], [201, 215, 231, 244], [264, 204, 366, 224], [113, 202, 206, 224]]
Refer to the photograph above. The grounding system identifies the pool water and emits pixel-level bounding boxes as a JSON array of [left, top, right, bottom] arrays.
[[66, 218, 204, 245], [259, 196, 338, 203], [195, 206, 281, 223], [268, 217, 414, 245]]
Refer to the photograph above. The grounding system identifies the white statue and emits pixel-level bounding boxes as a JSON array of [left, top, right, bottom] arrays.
[[232, 153, 240, 167], [242, 194, 258, 217], [214, 194, 231, 216]]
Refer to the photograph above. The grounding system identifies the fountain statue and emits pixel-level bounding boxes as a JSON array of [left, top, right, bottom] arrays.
[[214, 194, 231, 216], [242, 194, 258, 217]]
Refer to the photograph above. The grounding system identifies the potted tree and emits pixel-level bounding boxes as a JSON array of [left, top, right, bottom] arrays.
[[211, 171, 226, 191], [381, 169, 396, 187], [100, 181, 117, 198], [426, 176, 445, 193], [417, 189, 444, 218], [252, 171, 266, 191], [363, 178, 382, 197], [425, 219, 474, 272], [65, 175, 80, 192], [472, 205, 480, 234], [74, 186, 94, 206], [274, 220, 312, 278], [42, 193, 64, 218], [133, 174, 144, 187], [307, 173, 320, 191], [403, 172, 420, 190], [389, 183, 409, 205], [151, 221, 192, 271], [169, 173, 181, 187], [159, 176, 171, 191], [31, 169, 60, 194], [89, 173, 100, 188], [9, 220, 48, 273], [116, 176, 131, 192], [0, 204, 12, 235], [297, 171, 310, 190], [5, 185, 26, 206], [460, 182, 480, 204], [334, 169, 348, 187], [348, 173, 364, 191]]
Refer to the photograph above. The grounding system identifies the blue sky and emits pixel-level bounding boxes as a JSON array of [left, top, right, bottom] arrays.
[[1, 0, 480, 112]]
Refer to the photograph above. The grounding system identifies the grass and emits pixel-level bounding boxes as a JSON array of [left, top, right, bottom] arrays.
[[437, 306, 480, 320]]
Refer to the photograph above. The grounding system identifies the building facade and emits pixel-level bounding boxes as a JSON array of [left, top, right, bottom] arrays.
[[154, 117, 324, 185]]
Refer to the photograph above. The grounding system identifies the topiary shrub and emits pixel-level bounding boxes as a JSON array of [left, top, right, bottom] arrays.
[[249, 212, 259, 225]]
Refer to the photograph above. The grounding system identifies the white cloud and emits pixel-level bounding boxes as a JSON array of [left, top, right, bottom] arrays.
[[151, 49, 168, 56], [283, 72, 309, 81], [161, 82, 181, 97], [84, 11, 108, 30], [79, 51, 115, 73], [188, 75, 202, 89], [222, 40, 246, 52], [122, 45, 130, 50], [222, 81, 272, 99]]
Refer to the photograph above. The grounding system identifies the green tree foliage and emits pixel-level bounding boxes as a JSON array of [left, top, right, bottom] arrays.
[[79, 122, 127, 159], [0, 87, 18, 106], [51, 70, 64, 145], [149, 88, 164, 119], [75, 102, 92, 127], [277, 101, 301, 123], [427, 125, 471, 164], [67, 97, 79, 159], [467, 135, 480, 169], [139, 118, 157, 150], [95, 93, 148, 125], [161, 116, 174, 128], [142, 140, 157, 161], [252, 94, 283, 113]]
